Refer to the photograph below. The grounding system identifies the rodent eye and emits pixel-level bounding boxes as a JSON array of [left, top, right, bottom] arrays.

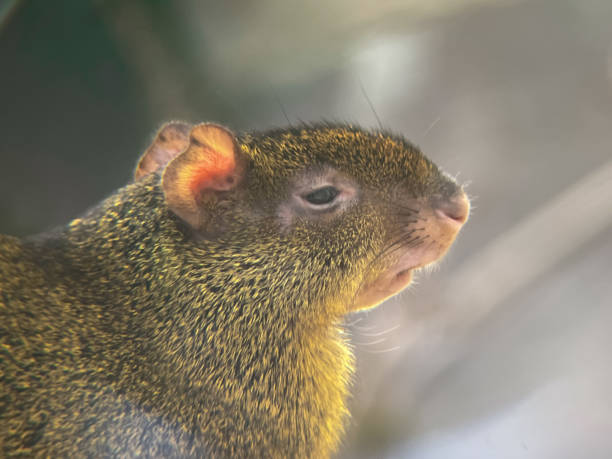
[[303, 186, 340, 206]]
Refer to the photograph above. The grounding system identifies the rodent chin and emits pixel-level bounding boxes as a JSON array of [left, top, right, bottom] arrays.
[[352, 268, 415, 310], [351, 255, 420, 311]]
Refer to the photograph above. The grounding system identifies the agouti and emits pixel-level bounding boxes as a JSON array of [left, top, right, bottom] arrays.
[[0, 122, 469, 458]]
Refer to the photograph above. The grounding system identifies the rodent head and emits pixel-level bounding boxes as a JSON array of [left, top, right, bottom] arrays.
[[136, 121, 469, 315]]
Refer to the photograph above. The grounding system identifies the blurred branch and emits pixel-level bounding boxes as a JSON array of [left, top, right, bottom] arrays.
[[0, 0, 21, 32], [101, 2, 197, 121]]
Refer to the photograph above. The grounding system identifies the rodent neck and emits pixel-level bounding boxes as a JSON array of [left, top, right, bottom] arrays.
[[56, 176, 354, 457]]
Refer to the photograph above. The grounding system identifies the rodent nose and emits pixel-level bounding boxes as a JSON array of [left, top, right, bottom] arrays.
[[433, 190, 470, 225]]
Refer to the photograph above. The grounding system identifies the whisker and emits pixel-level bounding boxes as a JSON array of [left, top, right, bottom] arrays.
[[408, 238, 426, 248], [344, 316, 364, 327], [371, 239, 420, 269], [394, 212, 417, 218], [358, 78, 384, 130], [390, 204, 419, 213], [380, 234, 420, 258], [354, 324, 400, 337], [423, 115, 441, 138], [270, 86, 292, 127], [360, 346, 401, 354], [352, 338, 387, 346]]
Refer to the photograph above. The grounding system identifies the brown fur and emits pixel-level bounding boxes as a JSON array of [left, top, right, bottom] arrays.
[[0, 123, 467, 457]]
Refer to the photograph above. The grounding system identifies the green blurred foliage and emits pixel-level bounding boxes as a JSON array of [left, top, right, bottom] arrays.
[[0, 0, 245, 235]]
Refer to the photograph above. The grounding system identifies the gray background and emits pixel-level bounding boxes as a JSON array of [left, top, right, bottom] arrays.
[[1, 0, 611, 457]]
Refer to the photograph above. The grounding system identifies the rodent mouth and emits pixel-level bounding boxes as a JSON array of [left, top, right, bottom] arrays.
[[392, 267, 415, 289], [351, 247, 430, 311], [393, 268, 414, 285], [396, 267, 413, 277]]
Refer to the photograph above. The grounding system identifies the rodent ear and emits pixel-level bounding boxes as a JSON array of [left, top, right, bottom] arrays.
[[161, 123, 245, 229], [134, 122, 191, 180]]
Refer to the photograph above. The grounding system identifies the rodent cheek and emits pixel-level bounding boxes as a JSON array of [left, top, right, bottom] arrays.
[[350, 201, 467, 311], [275, 193, 304, 229], [276, 201, 295, 229]]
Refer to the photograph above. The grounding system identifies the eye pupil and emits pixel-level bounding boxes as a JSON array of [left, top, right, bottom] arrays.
[[304, 186, 339, 205]]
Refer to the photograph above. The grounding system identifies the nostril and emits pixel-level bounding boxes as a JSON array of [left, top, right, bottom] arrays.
[[434, 191, 470, 224]]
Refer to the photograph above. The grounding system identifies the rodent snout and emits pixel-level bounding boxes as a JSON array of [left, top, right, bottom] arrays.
[[432, 190, 470, 225]]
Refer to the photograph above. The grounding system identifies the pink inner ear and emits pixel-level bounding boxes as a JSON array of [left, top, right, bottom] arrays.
[[189, 147, 237, 194]]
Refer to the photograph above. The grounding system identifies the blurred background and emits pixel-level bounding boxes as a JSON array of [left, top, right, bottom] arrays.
[[1, 0, 611, 457]]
